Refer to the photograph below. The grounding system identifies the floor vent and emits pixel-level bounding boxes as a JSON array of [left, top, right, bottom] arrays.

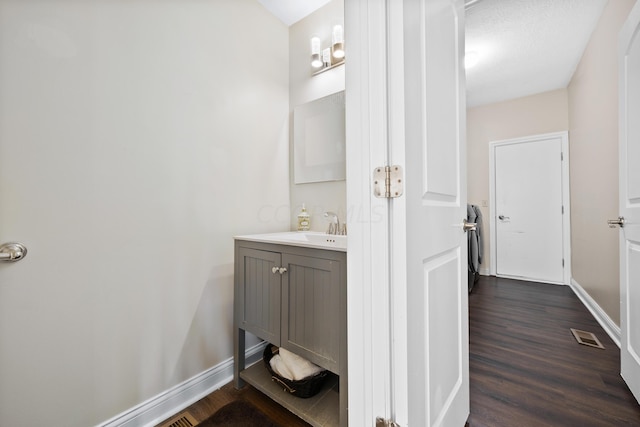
[[156, 411, 198, 427], [571, 328, 605, 349]]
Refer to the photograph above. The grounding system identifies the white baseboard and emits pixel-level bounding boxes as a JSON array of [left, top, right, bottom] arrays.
[[569, 278, 621, 348], [96, 341, 267, 427], [479, 268, 490, 276]]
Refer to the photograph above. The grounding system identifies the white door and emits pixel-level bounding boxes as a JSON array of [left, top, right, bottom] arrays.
[[390, 0, 469, 425], [618, 0, 640, 404], [490, 133, 570, 285], [346, 0, 468, 425]]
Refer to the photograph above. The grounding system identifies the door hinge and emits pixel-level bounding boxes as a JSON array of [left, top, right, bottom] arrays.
[[373, 165, 404, 198], [376, 417, 401, 427], [562, 205, 564, 214], [561, 152, 564, 161], [562, 258, 565, 267]]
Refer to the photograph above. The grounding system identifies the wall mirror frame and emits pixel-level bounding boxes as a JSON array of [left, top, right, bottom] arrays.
[[293, 90, 346, 184]]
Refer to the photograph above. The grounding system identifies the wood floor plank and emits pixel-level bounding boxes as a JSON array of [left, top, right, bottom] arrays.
[[468, 276, 640, 426]]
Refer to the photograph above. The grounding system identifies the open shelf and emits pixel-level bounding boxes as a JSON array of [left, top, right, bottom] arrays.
[[312, 60, 345, 76], [240, 362, 340, 427]]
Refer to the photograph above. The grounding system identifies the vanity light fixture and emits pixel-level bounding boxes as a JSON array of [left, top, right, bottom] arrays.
[[310, 24, 345, 74], [331, 24, 344, 59], [311, 36, 322, 69]]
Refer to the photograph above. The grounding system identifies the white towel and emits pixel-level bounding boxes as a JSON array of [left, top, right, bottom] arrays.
[[278, 348, 324, 380], [269, 354, 295, 381]]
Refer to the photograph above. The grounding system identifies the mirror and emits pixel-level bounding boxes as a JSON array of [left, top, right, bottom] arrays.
[[293, 90, 345, 184]]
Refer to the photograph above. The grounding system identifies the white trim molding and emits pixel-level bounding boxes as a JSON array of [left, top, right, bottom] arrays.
[[569, 278, 621, 347], [96, 342, 267, 427], [345, 0, 393, 425]]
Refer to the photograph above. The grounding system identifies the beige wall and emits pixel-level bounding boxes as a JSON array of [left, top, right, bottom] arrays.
[[289, 0, 346, 232], [568, 0, 636, 326], [467, 89, 570, 272], [0, 2, 289, 426]]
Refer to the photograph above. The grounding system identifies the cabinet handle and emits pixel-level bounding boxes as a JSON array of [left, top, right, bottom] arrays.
[[272, 266, 287, 274]]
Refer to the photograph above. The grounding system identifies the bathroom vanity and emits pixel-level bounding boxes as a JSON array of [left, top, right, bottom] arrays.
[[233, 232, 347, 427]]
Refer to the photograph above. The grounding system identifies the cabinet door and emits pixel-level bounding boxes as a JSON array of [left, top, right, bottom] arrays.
[[237, 247, 281, 345], [281, 253, 341, 374]]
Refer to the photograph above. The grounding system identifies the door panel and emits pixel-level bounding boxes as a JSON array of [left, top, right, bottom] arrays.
[[494, 135, 565, 284], [237, 248, 281, 345], [281, 253, 341, 374], [423, 1, 459, 202], [619, 1, 640, 403], [627, 244, 640, 369], [424, 250, 463, 425], [400, 0, 469, 425]]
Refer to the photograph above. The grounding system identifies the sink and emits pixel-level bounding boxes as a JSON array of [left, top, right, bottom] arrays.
[[235, 231, 347, 251], [286, 232, 347, 248]]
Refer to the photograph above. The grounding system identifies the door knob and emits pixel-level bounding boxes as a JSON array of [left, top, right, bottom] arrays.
[[0, 242, 27, 262], [498, 215, 510, 220], [463, 219, 477, 232], [608, 216, 625, 228]]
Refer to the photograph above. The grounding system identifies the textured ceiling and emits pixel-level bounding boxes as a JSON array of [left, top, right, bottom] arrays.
[[466, 0, 608, 107], [259, 0, 608, 108]]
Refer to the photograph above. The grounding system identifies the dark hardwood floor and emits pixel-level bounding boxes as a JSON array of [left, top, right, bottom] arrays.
[[158, 380, 311, 426], [160, 275, 640, 426], [468, 276, 640, 426]]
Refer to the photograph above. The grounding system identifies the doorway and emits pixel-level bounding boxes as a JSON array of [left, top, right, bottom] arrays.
[[489, 132, 571, 285]]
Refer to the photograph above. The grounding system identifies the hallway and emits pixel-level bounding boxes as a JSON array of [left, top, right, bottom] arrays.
[[468, 276, 640, 426]]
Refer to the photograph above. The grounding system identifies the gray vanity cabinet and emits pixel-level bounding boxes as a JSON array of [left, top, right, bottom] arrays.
[[233, 238, 347, 427]]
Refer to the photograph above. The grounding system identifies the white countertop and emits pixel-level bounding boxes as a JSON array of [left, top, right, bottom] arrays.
[[235, 231, 347, 252]]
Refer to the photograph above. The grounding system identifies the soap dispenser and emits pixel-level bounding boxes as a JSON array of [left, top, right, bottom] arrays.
[[297, 204, 310, 231]]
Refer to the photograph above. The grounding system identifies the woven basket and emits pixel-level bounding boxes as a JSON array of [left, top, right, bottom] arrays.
[[263, 344, 328, 398]]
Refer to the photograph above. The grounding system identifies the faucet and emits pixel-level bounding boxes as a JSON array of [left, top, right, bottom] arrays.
[[323, 212, 346, 235]]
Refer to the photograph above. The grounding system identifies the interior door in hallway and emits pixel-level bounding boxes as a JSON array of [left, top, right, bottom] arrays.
[[491, 132, 570, 285], [618, 0, 640, 404]]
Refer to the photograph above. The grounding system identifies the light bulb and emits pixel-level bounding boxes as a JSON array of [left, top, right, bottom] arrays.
[[332, 25, 343, 44], [311, 36, 322, 68], [332, 25, 344, 59]]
